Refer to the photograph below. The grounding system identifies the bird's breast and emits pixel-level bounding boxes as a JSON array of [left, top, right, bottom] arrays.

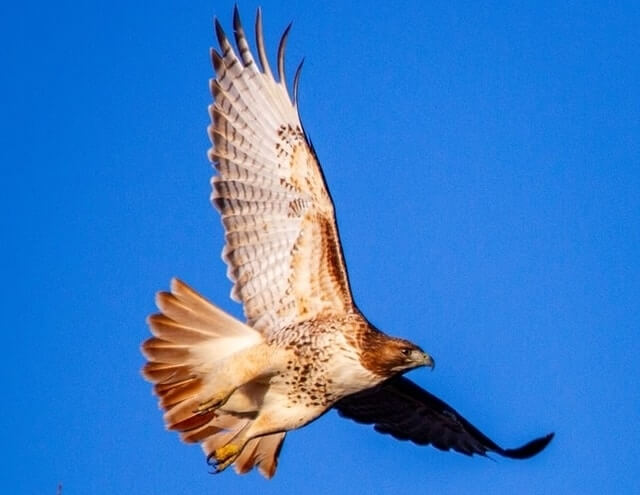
[[268, 321, 382, 408]]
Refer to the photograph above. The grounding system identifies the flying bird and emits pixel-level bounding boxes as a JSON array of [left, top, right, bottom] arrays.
[[141, 7, 553, 479]]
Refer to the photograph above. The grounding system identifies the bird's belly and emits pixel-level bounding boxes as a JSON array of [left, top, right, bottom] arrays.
[[268, 351, 380, 410], [262, 377, 331, 430]]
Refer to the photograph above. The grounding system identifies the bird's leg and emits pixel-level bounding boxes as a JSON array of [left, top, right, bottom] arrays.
[[196, 342, 275, 414], [207, 421, 253, 473], [209, 442, 243, 473], [208, 399, 326, 473], [207, 413, 276, 473]]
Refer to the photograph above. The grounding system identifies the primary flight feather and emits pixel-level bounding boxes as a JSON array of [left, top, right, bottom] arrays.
[[141, 7, 553, 478]]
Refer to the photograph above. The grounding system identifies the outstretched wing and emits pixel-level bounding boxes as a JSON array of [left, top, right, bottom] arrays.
[[208, 8, 354, 333], [335, 376, 554, 459]]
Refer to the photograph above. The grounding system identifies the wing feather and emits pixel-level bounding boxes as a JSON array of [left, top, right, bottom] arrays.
[[335, 376, 554, 460], [209, 9, 355, 332]]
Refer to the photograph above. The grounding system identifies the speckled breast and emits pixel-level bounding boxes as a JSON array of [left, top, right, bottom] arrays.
[[266, 314, 382, 409]]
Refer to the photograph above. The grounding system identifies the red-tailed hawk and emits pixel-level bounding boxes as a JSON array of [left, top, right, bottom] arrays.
[[141, 7, 553, 479]]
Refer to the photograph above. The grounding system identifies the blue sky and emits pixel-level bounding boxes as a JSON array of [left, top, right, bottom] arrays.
[[2, 1, 639, 493]]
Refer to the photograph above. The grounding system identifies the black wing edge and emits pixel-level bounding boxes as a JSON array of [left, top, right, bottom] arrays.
[[335, 376, 554, 460], [497, 432, 555, 459]]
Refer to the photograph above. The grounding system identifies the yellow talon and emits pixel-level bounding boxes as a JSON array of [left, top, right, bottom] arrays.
[[209, 443, 241, 473], [215, 443, 240, 462]]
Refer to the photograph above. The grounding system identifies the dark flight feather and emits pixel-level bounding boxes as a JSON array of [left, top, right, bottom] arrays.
[[335, 376, 554, 459]]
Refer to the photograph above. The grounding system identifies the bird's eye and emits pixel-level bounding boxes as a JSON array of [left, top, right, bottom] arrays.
[[401, 348, 411, 356]]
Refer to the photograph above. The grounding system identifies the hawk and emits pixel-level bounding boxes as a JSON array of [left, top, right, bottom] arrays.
[[141, 7, 553, 479]]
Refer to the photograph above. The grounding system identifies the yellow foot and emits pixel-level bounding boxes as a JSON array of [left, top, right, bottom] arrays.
[[208, 443, 241, 474], [195, 391, 232, 414]]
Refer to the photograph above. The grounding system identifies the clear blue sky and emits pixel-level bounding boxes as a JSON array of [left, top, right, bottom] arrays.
[[2, 1, 639, 493]]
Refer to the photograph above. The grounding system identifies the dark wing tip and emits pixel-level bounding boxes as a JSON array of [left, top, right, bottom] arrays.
[[255, 6, 273, 78], [277, 22, 293, 86], [292, 58, 305, 105], [214, 17, 231, 52], [210, 48, 223, 73], [499, 432, 554, 459], [214, 17, 224, 41], [232, 4, 242, 32]]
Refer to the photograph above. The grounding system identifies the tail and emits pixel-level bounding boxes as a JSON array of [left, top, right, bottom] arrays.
[[141, 278, 286, 478]]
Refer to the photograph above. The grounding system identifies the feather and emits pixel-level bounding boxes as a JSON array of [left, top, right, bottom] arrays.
[[255, 8, 273, 79], [335, 376, 554, 460], [232, 6, 254, 68], [141, 362, 190, 383], [293, 58, 304, 106], [234, 437, 260, 474], [141, 338, 189, 364], [146, 314, 210, 344], [277, 23, 292, 88], [256, 433, 286, 479]]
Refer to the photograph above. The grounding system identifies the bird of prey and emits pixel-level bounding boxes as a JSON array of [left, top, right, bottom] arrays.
[[141, 7, 553, 479]]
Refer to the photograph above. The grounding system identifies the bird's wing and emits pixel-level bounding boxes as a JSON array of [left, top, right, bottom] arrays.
[[334, 376, 554, 459], [209, 8, 355, 334]]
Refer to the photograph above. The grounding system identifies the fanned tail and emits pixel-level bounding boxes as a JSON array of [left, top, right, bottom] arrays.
[[141, 278, 286, 477]]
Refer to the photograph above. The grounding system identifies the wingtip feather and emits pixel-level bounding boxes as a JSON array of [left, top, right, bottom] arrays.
[[214, 18, 229, 52], [293, 58, 305, 106], [255, 7, 273, 78], [277, 22, 293, 87], [500, 432, 554, 459]]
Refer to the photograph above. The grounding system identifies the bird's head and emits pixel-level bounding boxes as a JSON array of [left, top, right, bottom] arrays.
[[383, 338, 435, 374], [361, 332, 435, 377]]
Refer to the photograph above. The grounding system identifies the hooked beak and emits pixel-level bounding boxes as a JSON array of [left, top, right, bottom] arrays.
[[422, 352, 435, 371], [409, 349, 435, 371]]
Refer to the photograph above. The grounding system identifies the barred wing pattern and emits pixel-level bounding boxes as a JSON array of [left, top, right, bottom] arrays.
[[208, 9, 354, 333]]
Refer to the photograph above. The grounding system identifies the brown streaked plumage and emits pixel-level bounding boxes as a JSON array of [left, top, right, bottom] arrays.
[[141, 7, 553, 479]]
